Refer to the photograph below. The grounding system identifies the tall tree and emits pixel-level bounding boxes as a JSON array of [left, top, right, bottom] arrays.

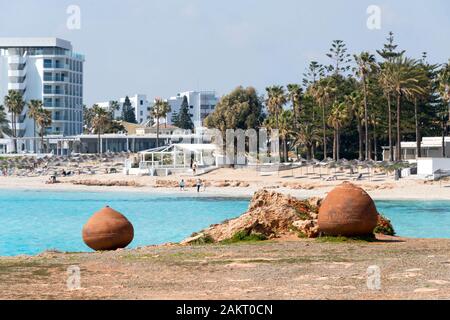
[[122, 96, 137, 123], [354, 52, 377, 160], [326, 40, 352, 77], [35, 108, 52, 153], [328, 101, 350, 160], [91, 104, 110, 154], [27, 100, 43, 153], [151, 99, 171, 147], [265, 85, 286, 129], [174, 96, 194, 130], [205, 86, 264, 135], [376, 31, 405, 63], [438, 60, 450, 157], [386, 57, 427, 160], [4, 90, 25, 153], [0, 105, 10, 138], [345, 92, 364, 160], [309, 78, 334, 159], [377, 31, 405, 161], [287, 84, 303, 129]]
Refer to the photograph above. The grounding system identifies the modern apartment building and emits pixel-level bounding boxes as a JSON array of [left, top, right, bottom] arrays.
[[96, 94, 150, 125], [0, 38, 84, 143], [166, 91, 219, 127]]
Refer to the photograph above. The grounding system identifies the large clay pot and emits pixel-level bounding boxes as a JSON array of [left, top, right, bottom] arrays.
[[82, 206, 134, 251], [318, 182, 378, 236]]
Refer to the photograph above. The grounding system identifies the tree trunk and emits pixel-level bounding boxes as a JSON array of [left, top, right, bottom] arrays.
[[387, 94, 393, 161], [396, 93, 402, 161], [336, 125, 340, 161], [442, 119, 447, 158], [156, 119, 160, 148], [414, 98, 421, 159], [363, 76, 369, 160], [311, 109, 316, 159], [373, 122, 378, 161], [283, 138, 288, 162], [357, 118, 363, 160], [98, 131, 101, 154], [33, 120, 36, 154], [333, 128, 336, 161], [322, 103, 327, 160], [306, 144, 312, 160]]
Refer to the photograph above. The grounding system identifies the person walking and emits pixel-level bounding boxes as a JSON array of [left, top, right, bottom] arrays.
[[179, 179, 185, 191], [196, 179, 202, 193]]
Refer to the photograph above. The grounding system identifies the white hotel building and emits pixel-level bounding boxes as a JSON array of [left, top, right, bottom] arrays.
[[166, 90, 219, 127], [96, 94, 151, 125], [0, 38, 84, 152]]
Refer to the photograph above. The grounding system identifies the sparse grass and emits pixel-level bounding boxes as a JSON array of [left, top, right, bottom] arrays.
[[316, 235, 377, 243]]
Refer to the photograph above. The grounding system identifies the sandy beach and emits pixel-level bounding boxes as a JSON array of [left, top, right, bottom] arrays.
[[1, 166, 450, 300], [0, 166, 449, 201]]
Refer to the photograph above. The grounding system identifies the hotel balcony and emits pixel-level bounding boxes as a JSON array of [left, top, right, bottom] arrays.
[[8, 82, 26, 90]]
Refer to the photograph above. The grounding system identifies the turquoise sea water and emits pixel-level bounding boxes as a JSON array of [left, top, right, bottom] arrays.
[[0, 190, 449, 256]]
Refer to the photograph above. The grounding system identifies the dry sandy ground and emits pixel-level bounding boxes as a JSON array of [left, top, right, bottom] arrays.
[[1, 237, 450, 300], [0, 167, 449, 200]]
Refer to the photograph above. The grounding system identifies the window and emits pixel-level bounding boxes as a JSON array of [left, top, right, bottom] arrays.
[[44, 59, 52, 68], [140, 100, 143, 105]]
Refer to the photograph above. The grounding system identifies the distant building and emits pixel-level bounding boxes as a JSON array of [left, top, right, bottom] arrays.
[[166, 91, 219, 127], [96, 94, 150, 124], [0, 37, 84, 143], [382, 137, 450, 161]]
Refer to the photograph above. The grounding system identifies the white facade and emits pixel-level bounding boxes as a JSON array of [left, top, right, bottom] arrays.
[[166, 91, 219, 127], [96, 94, 150, 124], [0, 38, 84, 144], [417, 158, 450, 178], [382, 137, 450, 161]]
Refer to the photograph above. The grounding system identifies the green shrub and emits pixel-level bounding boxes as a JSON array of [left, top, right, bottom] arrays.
[[374, 214, 395, 236], [221, 230, 267, 244]]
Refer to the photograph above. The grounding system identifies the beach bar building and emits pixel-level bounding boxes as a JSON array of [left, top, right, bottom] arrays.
[[124, 143, 219, 176]]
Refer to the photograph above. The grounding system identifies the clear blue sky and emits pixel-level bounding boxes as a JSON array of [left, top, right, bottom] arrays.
[[1, 0, 449, 105]]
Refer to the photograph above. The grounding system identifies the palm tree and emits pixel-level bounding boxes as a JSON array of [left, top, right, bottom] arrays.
[[108, 100, 120, 120], [265, 86, 286, 129], [438, 61, 450, 156], [4, 90, 25, 153], [278, 110, 293, 162], [27, 100, 43, 153], [151, 99, 171, 147], [328, 101, 350, 161], [91, 104, 111, 154], [378, 62, 396, 161], [0, 105, 11, 138], [309, 79, 334, 160], [345, 92, 364, 160], [387, 57, 427, 161], [354, 52, 377, 160], [35, 108, 52, 153], [286, 84, 303, 128], [405, 63, 431, 158], [296, 123, 320, 160]]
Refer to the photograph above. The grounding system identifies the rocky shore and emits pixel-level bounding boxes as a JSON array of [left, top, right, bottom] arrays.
[[182, 189, 393, 245]]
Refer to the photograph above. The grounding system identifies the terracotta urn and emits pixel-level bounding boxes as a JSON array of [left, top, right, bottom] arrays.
[[318, 182, 378, 236], [82, 206, 134, 251]]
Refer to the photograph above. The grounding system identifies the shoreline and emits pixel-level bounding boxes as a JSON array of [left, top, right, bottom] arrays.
[[1, 180, 450, 201]]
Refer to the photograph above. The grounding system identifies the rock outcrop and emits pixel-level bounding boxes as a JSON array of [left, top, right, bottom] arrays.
[[182, 186, 395, 245], [182, 190, 320, 244]]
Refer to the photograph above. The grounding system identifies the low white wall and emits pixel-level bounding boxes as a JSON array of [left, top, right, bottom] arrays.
[[417, 158, 450, 176]]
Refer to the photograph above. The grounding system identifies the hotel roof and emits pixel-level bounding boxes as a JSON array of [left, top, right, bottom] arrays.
[[0, 37, 72, 50]]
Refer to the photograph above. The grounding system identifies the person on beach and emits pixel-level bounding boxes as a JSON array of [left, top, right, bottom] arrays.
[[196, 179, 202, 193], [179, 179, 185, 191]]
